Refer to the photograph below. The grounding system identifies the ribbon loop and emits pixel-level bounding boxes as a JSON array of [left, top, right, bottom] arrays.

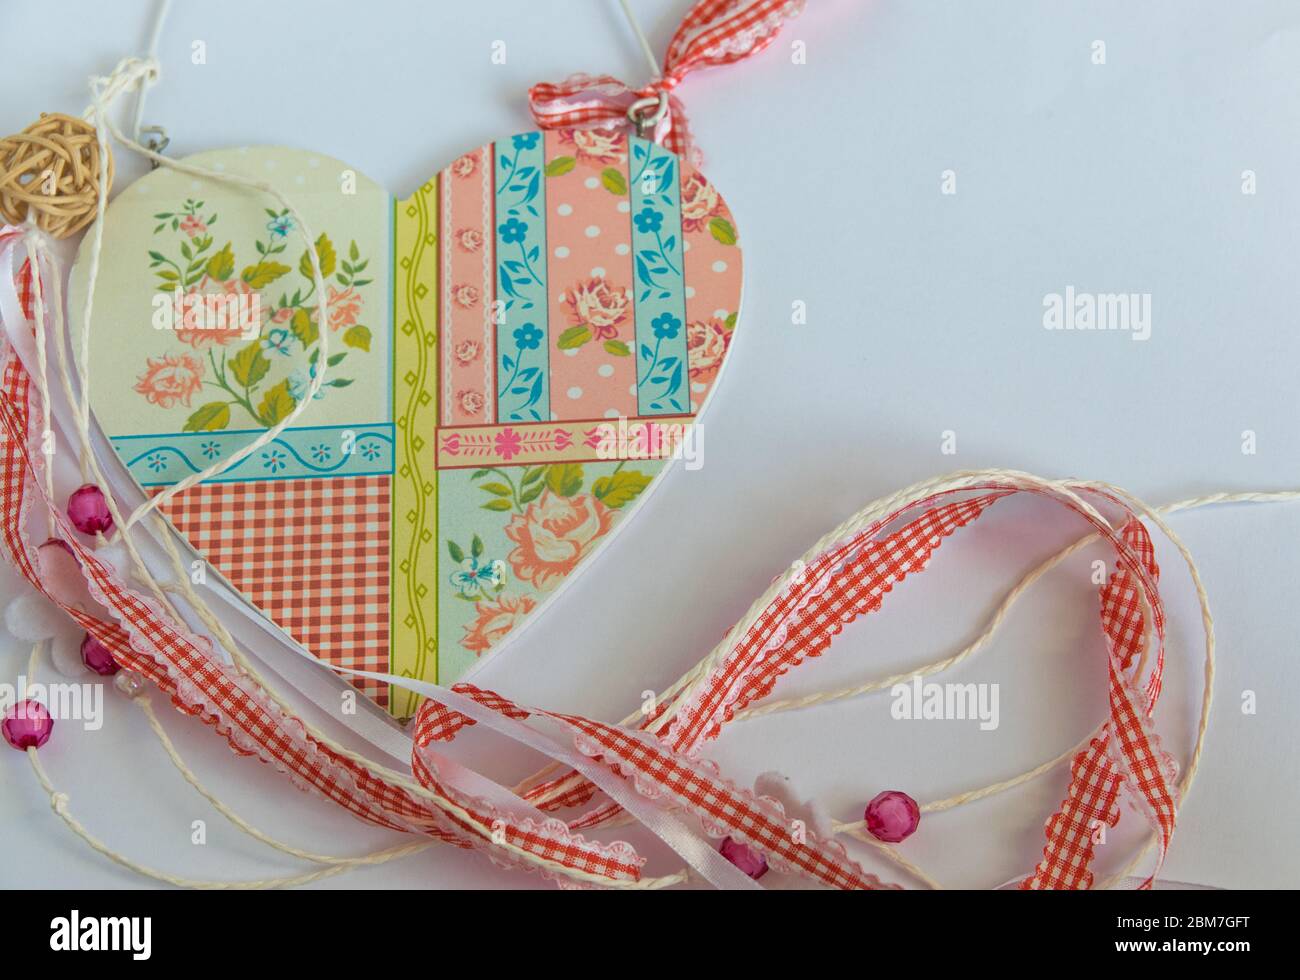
[[529, 0, 806, 161]]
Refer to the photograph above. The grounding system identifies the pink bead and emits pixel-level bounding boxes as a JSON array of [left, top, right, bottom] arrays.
[[864, 790, 920, 843], [2, 700, 53, 750], [719, 836, 769, 879], [81, 633, 119, 676], [67, 484, 113, 535]]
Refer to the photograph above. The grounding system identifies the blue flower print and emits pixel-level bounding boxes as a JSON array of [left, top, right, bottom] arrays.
[[499, 217, 528, 245], [309, 443, 331, 463], [513, 322, 543, 350], [651, 312, 681, 340], [359, 441, 382, 462], [450, 557, 506, 597], [267, 214, 293, 238], [261, 449, 287, 473], [288, 367, 326, 402], [145, 452, 167, 473], [512, 132, 540, 151], [199, 440, 221, 459], [261, 327, 291, 356], [634, 207, 664, 235]]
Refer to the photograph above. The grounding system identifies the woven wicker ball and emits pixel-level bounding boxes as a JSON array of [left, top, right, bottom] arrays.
[[0, 113, 113, 239]]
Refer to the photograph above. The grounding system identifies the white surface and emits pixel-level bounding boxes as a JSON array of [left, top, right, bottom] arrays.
[[2, 0, 1299, 889]]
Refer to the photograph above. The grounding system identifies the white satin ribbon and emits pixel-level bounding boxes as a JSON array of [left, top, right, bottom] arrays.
[[321, 662, 762, 890], [0, 226, 760, 890]]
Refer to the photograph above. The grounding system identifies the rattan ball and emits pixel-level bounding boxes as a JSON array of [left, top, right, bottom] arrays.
[[0, 113, 113, 239]]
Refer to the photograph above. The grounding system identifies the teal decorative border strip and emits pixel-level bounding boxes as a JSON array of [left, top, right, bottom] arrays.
[[629, 136, 689, 415], [111, 423, 395, 486], [494, 132, 550, 422]]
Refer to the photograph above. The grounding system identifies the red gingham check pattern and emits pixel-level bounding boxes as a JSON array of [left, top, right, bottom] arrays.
[[665, 0, 804, 74], [412, 699, 474, 744], [155, 478, 392, 708], [0, 246, 1193, 888], [518, 489, 1183, 889], [409, 745, 642, 882], [0, 346, 642, 886], [670, 492, 1011, 751], [523, 493, 1007, 819], [411, 685, 531, 746], [567, 799, 625, 831], [529, 0, 804, 158], [0, 357, 446, 833], [16, 258, 33, 322], [449, 683, 891, 890], [1024, 517, 1177, 889], [527, 779, 599, 814], [1022, 736, 1122, 890], [409, 686, 641, 881]]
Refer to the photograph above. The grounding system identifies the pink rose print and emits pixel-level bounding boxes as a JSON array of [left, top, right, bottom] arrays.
[[564, 277, 631, 340], [139, 196, 376, 431], [686, 317, 732, 384], [456, 228, 484, 253], [460, 592, 537, 655], [451, 153, 478, 178], [453, 284, 480, 309], [454, 339, 482, 365], [173, 280, 257, 347], [134, 352, 204, 409], [559, 128, 627, 166], [505, 491, 614, 591], [457, 389, 485, 416], [325, 285, 362, 332], [679, 172, 722, 233]]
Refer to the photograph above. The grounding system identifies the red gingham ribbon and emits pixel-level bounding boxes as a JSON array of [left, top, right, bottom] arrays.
[[0, 255, 644, 886], [0, 226, 35, 322], [423, 682, 894, 890], [0, 232, 1187, 887], [515, 492, 1010, 817], [1023, 517, 1177, 889], [508, 487, 1183, 888], [529, 0, 806, 161]]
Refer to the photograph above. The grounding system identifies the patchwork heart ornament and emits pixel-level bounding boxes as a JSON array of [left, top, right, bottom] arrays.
[[68, 130, 743, 719]]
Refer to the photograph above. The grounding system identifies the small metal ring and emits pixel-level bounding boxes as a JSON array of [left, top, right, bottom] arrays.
[[140, 125, 170, 170], [627, 92, 670, 139]]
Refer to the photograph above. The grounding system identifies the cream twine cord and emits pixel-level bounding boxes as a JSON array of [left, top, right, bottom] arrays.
[[12, 10, 1300, 890], [619, 0, 664, 78], [22, 161, 1296, 890], [79, 59, 334, 532]]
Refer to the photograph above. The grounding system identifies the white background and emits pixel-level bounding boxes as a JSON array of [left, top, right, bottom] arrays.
[[1, 0, 1298, 889]]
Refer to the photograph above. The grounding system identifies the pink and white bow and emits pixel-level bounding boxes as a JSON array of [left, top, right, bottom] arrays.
[[529, 0, 806, 163]]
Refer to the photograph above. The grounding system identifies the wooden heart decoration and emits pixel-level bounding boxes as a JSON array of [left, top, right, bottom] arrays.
[[69, 130, 743, 719]]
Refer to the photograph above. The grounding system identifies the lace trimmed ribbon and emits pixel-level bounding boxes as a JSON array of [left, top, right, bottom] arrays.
[[528, 0, 807, 162], [0, 224, 1192, 889]]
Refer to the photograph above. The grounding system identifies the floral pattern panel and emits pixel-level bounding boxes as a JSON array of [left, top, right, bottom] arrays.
[[494, 133, 551, 423], [628, 136, 690, 416], [680, 169, 742, 409], [440, 146, 495, 425], [543, 129, 640, 421], [138, 201, 376, 431], [437, 459, 664, 683], [77, 135, 742, 718], [79, 147, 393, 486]]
